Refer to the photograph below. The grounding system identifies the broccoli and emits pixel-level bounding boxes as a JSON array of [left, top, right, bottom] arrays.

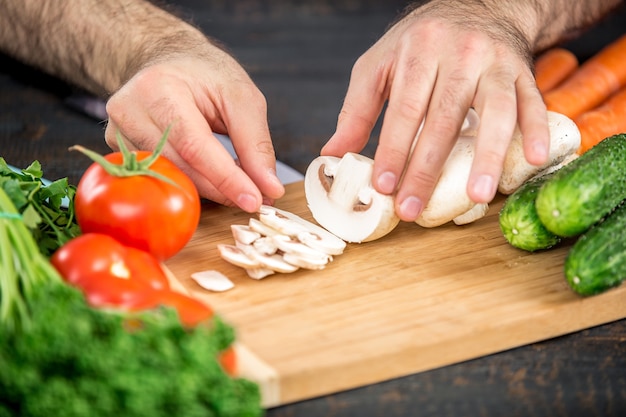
[[0, 282, 263, 417]]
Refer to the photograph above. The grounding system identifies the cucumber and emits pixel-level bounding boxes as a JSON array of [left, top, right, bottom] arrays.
[[499, 172, 561, 252], [535, 134, 626, 237], [564, 202, 626, 296]]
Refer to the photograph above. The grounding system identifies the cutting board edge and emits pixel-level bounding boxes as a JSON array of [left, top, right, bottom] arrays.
[[271, 292, 626, 406]]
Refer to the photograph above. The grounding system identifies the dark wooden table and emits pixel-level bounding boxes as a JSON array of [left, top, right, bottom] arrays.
[[1, 2, 625, 416]]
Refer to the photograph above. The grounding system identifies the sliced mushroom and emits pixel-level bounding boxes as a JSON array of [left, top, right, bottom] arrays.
[[282, 252, 330, 270], [251, 237, 278, 256], [271, 234, 332, 261], [217, 244, 260, 269], [238, 243, 299, 274], [498, 111, 581, 194], [245, 268, 276, 280], [231, 224, 262, 245], [191, 270, 235, 292], [248, 217, 281, 237], [304, 152, 400, 243], [258, 205, 346, 255]]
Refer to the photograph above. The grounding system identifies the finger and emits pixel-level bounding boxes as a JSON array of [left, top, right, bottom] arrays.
[[321, 51, 390, 157], [104, 119, 139, 152], [107, 91, 258, 211], [391, 82, 476, 221], [467, 70, 518, 204], [161, 106, 266, 213], [385, 43, 484, 221], [371, 37, 439, 198], [221, 86, 285, 203], [516, 70, 550, 166]]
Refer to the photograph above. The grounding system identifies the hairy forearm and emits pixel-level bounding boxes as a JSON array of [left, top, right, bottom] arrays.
[[0, 0, 211, 97], [492, 0, 623, 52], [405, 0, 622, 64]]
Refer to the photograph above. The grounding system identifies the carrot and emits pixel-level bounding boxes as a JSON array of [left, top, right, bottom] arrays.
[[543, 34, 626, 119], [534, 47, 579, 94], [574, 85, 626, 154]]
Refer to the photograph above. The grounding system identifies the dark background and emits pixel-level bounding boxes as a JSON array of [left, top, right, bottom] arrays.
[[1, 1, 625, 416]]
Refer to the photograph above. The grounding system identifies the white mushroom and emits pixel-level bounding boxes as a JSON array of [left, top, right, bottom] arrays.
[[217, 244, 260, 269], [498, 111, 581, 194], [416, 136, 477, 228], [237, 243, 299, 274], [248, 217, 281, 237], [459, 107, 480, 137], [251, 237, 278, 256], [231, 224, 261, 245], [258, 205, 346, 255], [531, 152, 579, 179], [304, 152, 400, 243], [453, 203, 490, 225], [191, 270, 235, 292], [271, 234, 332, 262], [282, 252, 330, 270], [245, 268, 275, 280]]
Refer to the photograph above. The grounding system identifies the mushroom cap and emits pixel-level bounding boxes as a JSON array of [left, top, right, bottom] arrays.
[[498, 111, 581, 194], [416, 136, 476, 228], [304, 153, 400, 243]]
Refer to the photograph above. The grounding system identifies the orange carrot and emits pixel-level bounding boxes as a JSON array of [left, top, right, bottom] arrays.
[[534, 47, 579, 94], [543, 34, 626, 119], [574, 85, 626, 154]]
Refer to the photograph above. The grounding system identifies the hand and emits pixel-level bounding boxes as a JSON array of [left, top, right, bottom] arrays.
[[104, 46, 284, 213], [321, 1, 550, 222]]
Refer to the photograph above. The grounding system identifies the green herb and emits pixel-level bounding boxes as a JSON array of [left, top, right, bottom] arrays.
[[0, 282, 263, 417], [0, 187, 64, 332], [0, 158, 81, 256], [0, 159, 263, 416]]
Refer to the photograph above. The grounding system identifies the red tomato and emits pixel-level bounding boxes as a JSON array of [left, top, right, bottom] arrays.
[[74, 151, 200, 260], [219, 346, 238, 376], [51, 233, 169, 310], [157, 290, 214, 327]]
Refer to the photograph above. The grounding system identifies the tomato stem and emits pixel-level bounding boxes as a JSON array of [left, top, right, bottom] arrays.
[[69, 126, 182, 189]]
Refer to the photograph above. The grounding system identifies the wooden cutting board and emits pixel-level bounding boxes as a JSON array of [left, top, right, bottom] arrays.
[[164, 181, 626, 408]]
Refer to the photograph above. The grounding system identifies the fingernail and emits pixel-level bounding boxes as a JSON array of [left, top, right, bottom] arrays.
[[266, 168, 281, 186], [376, 171, 397, 194], [399, 196, 423, 220], [533, 141, 549, 162], [473, 174, 495, 201], [237, 192, 259, 213]]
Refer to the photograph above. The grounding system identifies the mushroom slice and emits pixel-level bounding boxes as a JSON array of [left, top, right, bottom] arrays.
[[416, 136, 476, 228], [231, 224, 261, 245], [248, 217, 281, 237], [217, 244, 260, 269], [271, 234, 332, 261], [258, 205, 346, 255], [191, 270, 235, 292], [453, 203, 489, 225], [237, 243, 299, 273], [304, 153, 400, 243], [498, 111, 581, 194], [245, 268, 276, 280], [295, 230, 345, 256], [252, 236, 278, 256], [282, 252, 330, 270]]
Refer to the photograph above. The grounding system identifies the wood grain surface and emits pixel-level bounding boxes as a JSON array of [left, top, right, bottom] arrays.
[[165, 181, 626, 407], [3, 1, 626, 415]]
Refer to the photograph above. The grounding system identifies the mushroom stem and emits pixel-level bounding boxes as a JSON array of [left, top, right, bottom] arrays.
[[325, 153, 374, 211]]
